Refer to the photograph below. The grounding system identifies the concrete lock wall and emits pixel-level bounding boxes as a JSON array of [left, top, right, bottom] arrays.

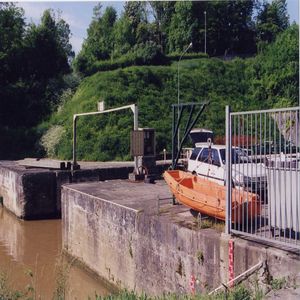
[[0, 162, 58, 219], [62, 184, 300, 295], [62, 185, 225, 294]]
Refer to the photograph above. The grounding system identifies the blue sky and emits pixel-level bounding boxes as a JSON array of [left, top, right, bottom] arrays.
[[15, 0, 300, 54]]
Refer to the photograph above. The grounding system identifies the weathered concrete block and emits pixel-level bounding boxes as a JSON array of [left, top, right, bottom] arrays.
[[0, 162, 58, 219], [55, 170, 72, 215], [22, 172, 57, 219], [72, 169, 100, 183]]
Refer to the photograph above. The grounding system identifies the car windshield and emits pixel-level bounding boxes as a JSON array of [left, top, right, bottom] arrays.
[[190, 147, 202, 160], [219, 149, 241, 164]]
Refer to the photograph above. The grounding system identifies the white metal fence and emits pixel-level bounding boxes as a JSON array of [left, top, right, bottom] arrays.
[[225, 106, 300, 249]]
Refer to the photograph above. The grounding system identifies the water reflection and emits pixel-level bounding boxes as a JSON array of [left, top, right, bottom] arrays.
[[0, 207, 111, 299]]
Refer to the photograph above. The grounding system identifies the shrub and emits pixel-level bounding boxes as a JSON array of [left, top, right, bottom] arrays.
[[167, 52, 209, 61]]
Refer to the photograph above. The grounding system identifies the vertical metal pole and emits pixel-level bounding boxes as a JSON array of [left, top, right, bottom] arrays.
[[225, 105, 232, 235], [133, 104, 138, 131], [246, 114, 249, 234], [72, 115, 77, 168], [255, 113, 258, 235], [172, 106, 175, 169], [268, 113, 272, 238], [177, 43, 192, 150], [264, 112, 267, 238], [177, 62, 180, 150], [133, 104, 139, 173], [296, 109, 299, 245], [204, 11, 207, 54]]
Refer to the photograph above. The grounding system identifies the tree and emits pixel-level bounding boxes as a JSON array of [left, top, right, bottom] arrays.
[[112, 14, 135, 57], [0, 3, 24, 52], [0, 5, 75, 158], [76, 6, 117, 63], [23, 11, 70, 80], [247, 24, 299, 108], [124, 1, 147, 31], [256, 0, 289, 45], [167, 1, 198, 53], [148, 1, 175, 52], [0, 6, 74, 130], [0, 3, 26, 126], [204, 0, 256, 56]]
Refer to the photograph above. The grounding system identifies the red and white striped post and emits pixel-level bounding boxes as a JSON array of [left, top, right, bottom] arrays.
[[228, 239, 234, 287], [190, 274, 196, 295]]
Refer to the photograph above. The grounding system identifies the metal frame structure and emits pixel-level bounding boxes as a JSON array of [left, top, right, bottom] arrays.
[[72, 104, 138, 170], [225, 105, 300, 249], [171, 102, 208, 170]]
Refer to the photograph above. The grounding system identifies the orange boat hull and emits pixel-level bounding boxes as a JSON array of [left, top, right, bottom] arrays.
[[164, 170, 260, 223]]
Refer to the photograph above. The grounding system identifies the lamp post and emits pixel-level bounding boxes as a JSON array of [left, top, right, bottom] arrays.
[[177, 42, 192, 149], [204, 11, 207, 54]]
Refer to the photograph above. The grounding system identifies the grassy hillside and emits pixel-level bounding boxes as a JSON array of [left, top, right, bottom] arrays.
[[40, 25, 298, 161]]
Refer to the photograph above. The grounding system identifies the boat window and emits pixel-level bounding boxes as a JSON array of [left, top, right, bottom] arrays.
[[190, 147, 202, 160], [220, 149, 240, 164]]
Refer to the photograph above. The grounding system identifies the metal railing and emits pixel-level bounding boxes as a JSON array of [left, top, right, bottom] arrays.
[[226, 106, 300, 249]]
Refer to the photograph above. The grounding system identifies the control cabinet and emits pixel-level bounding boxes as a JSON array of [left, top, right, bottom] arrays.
[[130, 128, 156, 157]]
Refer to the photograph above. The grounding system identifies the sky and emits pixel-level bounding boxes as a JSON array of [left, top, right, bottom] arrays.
[[13, 0, 300, 54]]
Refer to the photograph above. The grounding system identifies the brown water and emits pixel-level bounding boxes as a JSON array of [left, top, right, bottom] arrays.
[[0, 207, 112, 299]]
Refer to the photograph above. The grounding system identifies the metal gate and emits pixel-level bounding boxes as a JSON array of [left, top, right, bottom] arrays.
[[225, 106, 300, 249]]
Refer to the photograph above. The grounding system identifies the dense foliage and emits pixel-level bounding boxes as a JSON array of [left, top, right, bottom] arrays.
[[0, 3, 76, 159], [74, 0, 290, 76], [0, 1, 297, 161], [42, 24, 298, 161]]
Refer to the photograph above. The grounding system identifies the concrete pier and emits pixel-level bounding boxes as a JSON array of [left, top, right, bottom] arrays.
[[61, 180, 300, 295]]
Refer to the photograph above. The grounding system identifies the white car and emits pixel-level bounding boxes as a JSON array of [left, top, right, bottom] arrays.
[[187, 144, 267, 194]]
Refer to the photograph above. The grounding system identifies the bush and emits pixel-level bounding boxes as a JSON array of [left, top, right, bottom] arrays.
[[78, 43, 169, 76], [132, 41, 168, 66], [40, 125, 65, 157], [167, 52, 209, 61]]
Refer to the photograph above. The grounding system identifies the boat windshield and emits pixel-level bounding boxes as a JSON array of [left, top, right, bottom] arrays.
[[219, 149, 240, 164]]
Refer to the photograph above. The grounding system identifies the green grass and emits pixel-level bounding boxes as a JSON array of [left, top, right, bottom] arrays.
[[39, 25, 298, 161], [40, 58, 251, 161], [0, 266, 285, 300], [94, 285, 254, 300]]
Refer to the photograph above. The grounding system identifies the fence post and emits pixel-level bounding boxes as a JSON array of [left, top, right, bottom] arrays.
[[225, 105, 232, 235]]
